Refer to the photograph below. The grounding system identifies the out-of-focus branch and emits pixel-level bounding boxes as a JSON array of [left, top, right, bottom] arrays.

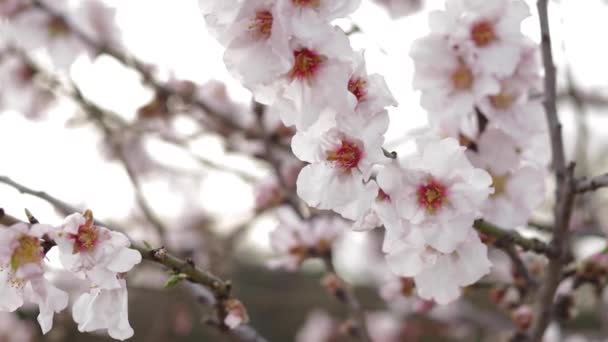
[[0, 182, 267, 342], [501, 243, 537, 291], [71, 78, 170, 240], [575, 173, 608, 193], [321, 254, 372, 342], [0, 175, 76, 215], [30, 0, 262, 140], [473, 220, 554, 257], [530, 1, 578, 340]]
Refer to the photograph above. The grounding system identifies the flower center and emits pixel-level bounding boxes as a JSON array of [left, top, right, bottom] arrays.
[[491, 173, 509, 197], [289, 48, 324, 80], [417, 179, 448, 214], [293, 0, 321, 8], [377, 189, 391, 202], [47, 16, 70, 37], [250, 10, 273, 38], [348, 77, 367, 102], [451, 61, 473, 91], [326, 140, 362, 171], [400, 278, 415, 297], [471, 21, 496, 47], [68, 210, 100, 253], [489, 91, 516, 110], [10, 235, 42, 271]]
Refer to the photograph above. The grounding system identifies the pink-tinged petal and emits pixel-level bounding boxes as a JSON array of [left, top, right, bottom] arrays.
[[415, 256, 461, 304], [107, 248, 142, 273], [296, 163, 363, 210]]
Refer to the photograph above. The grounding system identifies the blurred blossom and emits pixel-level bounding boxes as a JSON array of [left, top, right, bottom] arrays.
[[254, 177, 284, 210], [171, 303, 193, 336], [366, 311, 403, 342], [223, 298, 249, 329], [268, 208, 346, 271], [0, 55, 54, 118], [0, 311, 36, 341], [0, 0, 27, 19], [7, 2, 89, 69], [295, 310, 336, 342]]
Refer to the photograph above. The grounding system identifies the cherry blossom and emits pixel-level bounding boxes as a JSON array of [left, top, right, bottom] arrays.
[[268, 208, 345, 271], [222, 0, 292, 92], [384, 229, 491, 304], [410, 34, 500, 122], [72, 279, 134, 341], [53, 211, 142, 290], [378, 137, 492, 253], [0, 55, 54, 118], [7, 2, 89, 69], [294, 118, 387, 212], [0, 222, 68, 334], [344, 51, 397, 118], [429, 0, 530, 76], [467, 128, 546, 228], [269, 24, 354, 129]]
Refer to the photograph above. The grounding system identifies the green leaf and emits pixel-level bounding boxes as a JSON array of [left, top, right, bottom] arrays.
[[165, 274, 185, 289], [143, 240, 153, 249]]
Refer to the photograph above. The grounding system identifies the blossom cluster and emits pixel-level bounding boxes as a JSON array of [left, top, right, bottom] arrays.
[[201, 0, 547, 305], [0, 211, 141, 340]]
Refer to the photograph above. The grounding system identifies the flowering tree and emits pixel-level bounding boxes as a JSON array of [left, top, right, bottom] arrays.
[[1, 0, 608, 341]]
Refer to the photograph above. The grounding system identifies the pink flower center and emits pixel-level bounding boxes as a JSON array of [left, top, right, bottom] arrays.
[[250, 10, 273, 38], [289, 48, 324, 80], [68, 211, 100, 253], [451, 60, 473, 90], [326, 140, 362, 171], [471, 21, 496, 47], [377, 189, 391, 202], [10, 235, 42, 271], [417, 179, 448, 213], [348, 77, 367, 102], [293, 0, 321, 8]]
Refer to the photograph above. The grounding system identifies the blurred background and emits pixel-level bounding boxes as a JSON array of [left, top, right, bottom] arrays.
[[2, 0, 608, 340]]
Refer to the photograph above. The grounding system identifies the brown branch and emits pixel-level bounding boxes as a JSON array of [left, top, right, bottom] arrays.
[[30, 0, 262, 140], [529, 1, 577, 340], [500, 243, 537, 291], [321, 254, 372, 342], [575, 173, 608, 193], [0, 181, 267, 342], [473, 220, 555, 257]]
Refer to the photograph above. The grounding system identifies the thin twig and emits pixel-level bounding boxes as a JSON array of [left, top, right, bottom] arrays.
[[530, 1, 578, 340], [0, 183, 267, 342], [501, 243, 538, 291], [575, 173, 608, 193], [473, 220, 555, 257], [30, 0, 261, 140], [321, 255, 372, 342]]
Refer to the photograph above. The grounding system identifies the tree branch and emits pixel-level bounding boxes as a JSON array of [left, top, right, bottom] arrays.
[[29, 0, 262, 140], [321, 254, 372, 342], [529, 1, 577, 340], [473, 220, 554, 257], [0, 182, 267, 342], [575, 173, 608, 193]]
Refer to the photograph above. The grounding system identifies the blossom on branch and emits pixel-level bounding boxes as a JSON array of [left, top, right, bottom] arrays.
[[53, 210, 142, 290], [72, 279, 134, 341], [0, 222, 68, 334]]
